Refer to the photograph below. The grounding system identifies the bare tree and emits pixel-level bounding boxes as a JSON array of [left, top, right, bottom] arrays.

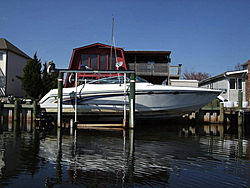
[[182, 68, 210, 81], [234, 62, 243, 71]]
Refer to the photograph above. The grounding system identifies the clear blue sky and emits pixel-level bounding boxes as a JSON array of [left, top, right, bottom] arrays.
[[1, 0, 249, 77]]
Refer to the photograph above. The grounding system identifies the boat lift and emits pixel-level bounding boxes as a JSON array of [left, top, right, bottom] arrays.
[[48, 68, 136, 129]]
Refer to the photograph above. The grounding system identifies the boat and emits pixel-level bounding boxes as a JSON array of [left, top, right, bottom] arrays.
[[39, 76, 221, 119]]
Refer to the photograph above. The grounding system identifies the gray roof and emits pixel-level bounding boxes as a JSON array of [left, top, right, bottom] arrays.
[[199, 69, 248, 86], [0, 38, 30, 59]]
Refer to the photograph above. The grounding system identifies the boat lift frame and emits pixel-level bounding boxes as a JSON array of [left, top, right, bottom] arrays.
[[49, 69, 136, 129]]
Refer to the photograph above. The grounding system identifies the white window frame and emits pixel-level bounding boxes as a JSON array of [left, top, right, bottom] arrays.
[[229, 78, 242, 90]]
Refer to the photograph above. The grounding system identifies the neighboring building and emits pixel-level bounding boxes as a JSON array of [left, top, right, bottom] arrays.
[[199, 62, 249, 106], [125, 51, 181, 84], [0, 38, 30, 97], [65, 43, 181, 87], [243, 60, 250, 103]]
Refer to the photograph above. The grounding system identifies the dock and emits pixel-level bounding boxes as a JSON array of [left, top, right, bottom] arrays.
[[0, 98, 249, 135], [182, 104, 250, 126]]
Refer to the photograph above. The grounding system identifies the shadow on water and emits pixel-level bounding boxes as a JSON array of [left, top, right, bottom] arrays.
[[1, 119, 250, 187], [0, 133, 40, 187]]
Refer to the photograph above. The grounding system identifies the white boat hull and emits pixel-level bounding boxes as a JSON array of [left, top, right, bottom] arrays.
[[40, 80, 220, 119]]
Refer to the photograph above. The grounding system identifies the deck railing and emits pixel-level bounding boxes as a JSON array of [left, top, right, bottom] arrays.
[[128, 63, 181, 77]]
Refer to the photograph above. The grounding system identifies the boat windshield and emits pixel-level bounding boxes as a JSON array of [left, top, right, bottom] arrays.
[[88, 76, 148, 84]]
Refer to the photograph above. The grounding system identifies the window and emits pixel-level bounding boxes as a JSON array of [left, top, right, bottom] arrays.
[[81, 54, 109, 70], [230, 79, 236, 89], [229, 78, 242, 90], [0, 52, 3, 61], [81, 54, 88, 66], [100, 54, 107, 70], [237, 78, 242, 89], [90, 55, 98, 69], [109, 54, 116, 69], [209, 83, 213, 89]]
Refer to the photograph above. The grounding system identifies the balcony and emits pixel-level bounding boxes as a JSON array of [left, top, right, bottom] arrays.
[[128, 63, 181, 78]]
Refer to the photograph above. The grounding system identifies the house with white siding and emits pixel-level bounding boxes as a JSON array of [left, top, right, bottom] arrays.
[[199, 63, 249, 107], [0, 38, 30, 97]]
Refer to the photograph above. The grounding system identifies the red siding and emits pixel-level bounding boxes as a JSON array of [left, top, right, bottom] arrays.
[[65, 43, 127, 87]]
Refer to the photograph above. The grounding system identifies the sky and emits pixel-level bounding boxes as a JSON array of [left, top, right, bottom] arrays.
[[1, 0, 249, 77]]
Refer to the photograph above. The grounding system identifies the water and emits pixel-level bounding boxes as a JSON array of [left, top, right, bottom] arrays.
[[0, 123, 250, 187]]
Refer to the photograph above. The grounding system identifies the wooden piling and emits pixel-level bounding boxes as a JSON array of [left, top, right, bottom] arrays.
[[128, 128, 135, 182], [13, 99, 20, 136], [129, 73, 135, 129], [238, 111, 243, 127], [26, 110, 32, 132], [238, 90, 243, 109], [219, 102, 225, 124], [70, 119, 74, 136], [57, 72, 63, 128], [238, 123, 243, 139], [33, 100, 37, 122], [32, 100, 38, 133]]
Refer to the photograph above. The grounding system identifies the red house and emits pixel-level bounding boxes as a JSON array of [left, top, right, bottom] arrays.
[[65, 43, 127, 87], [65, 43, 181, 87]]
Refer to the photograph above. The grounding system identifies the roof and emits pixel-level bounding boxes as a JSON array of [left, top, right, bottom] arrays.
[[72, 43, 171, 56], [225, 69, 248, 76], [73, 42, 124, 51], [124, 50, 171, 55], [0, 38, 30, 59], [199, 69, 248, 85]]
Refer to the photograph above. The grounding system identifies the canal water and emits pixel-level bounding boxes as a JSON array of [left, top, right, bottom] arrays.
[[0, 122, 250, 187]]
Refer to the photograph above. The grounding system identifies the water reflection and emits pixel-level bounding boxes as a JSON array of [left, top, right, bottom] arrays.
[[0, 133, 40, 187], [0, 123, 250, 187]]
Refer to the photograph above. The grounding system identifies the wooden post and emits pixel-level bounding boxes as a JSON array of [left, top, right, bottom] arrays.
[[14, 99, 20, 136], [238, 111, 243, 127], [238, 94, 244, 137], [14, 99, 19, 121], [219, 102, 225, 124], [238, 90, 244, 127], [74, 72, 78, 123], [33, 100, 37, 122], [123, 73, 127, 128], [195, 110, 200, 124], [32, 100, 37, 133], [128, 128, 135, 183], [70, 119, 74, 136], [238, 122, 243, 139], [129, 73, 135, 129], [33, 100, 38, 136], [238, 90, 243, 109], [57, 72, 63, 128]]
